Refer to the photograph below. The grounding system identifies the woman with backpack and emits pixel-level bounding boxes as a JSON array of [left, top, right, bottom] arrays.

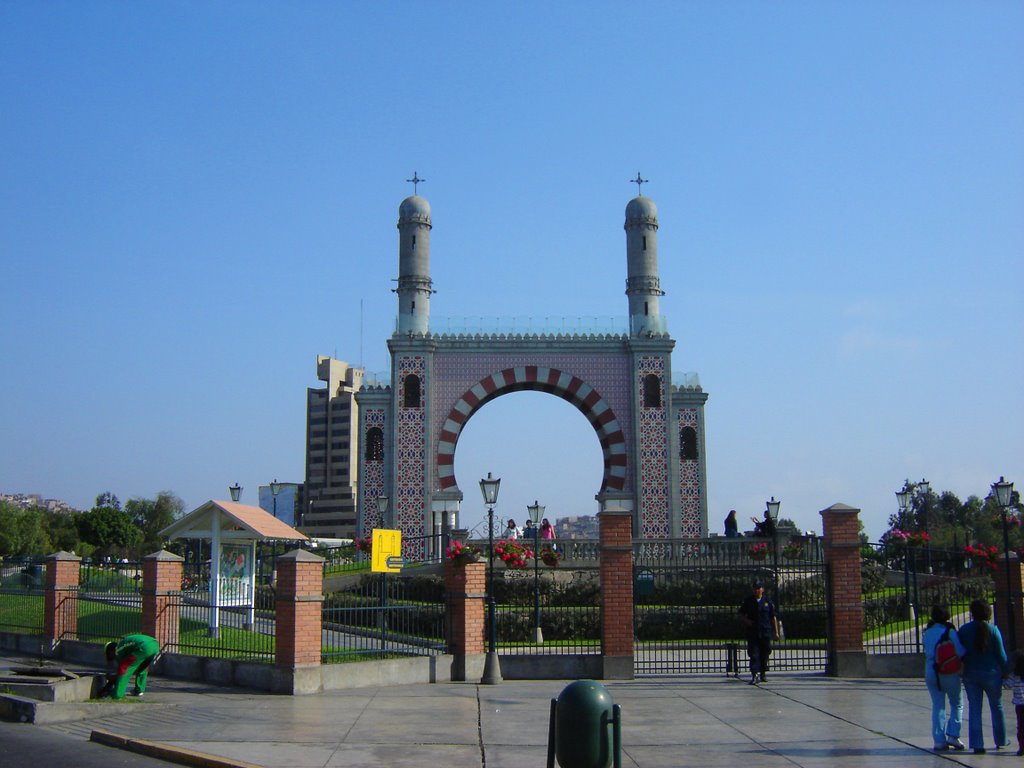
[[923, 604, 966, 751], [960, 598, 1009, 754]]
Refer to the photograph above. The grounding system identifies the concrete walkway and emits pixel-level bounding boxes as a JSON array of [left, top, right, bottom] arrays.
[[5, 653, 1015, 767]]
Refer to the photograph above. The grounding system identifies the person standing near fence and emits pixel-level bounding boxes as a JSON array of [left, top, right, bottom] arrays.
[[738, 578, 779, 685], [922, 604, 966, 751], [959, 598, 1009, 754]]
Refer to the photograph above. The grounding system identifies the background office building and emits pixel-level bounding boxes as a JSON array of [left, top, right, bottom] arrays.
[[303, 356, 362, 539]]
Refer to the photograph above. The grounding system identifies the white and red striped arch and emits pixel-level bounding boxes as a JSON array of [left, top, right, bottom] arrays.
[[436, 366, 627, 493]]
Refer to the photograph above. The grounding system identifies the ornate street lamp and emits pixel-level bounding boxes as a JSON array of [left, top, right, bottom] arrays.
[[376, 495, 390, 526], [765, 497, 781, 608], [229, 483, 242, 502], [994, 476, 1017, 651], [896, 482, 920, 648], [527, 499, 545, 644], [479, 473, 502, 684]]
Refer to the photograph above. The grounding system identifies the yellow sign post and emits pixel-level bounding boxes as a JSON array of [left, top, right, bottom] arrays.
[[371, 528, 403, 573]]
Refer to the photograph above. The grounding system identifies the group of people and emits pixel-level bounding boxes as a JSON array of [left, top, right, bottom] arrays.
[[723, 509, 776, 538], [504, 518, 556, 541], [925, 599, 1024, 754]]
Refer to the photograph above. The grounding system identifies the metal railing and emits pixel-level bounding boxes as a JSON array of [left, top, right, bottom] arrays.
[[321, 572, 446, 663], [492, 565, 600, 655], [861, 542, 993, 655], [0, 557, 46, 634]]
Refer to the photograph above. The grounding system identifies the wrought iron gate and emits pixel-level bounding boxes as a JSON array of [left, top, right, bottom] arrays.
[[633, 537, 830, 675]]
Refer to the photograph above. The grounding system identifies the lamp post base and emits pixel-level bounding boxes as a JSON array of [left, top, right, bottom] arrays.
[[481, 651, 503, 685]]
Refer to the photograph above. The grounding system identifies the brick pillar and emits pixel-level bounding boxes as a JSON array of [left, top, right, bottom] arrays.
[[44, 551, 81, 647], [141, 550, 184, 651], [275, 549, 324, 692], [599, 509, 634, 680], [821, 503, 866, 677], [994, 553, 1023, 654], [445, 559, 487, 681]]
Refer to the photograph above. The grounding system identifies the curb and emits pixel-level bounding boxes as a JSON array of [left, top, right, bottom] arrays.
[[90, 729, 263, 768]]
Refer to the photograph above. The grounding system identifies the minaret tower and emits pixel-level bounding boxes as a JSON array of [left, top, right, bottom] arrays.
[[395, 177, 432, 335], [624, 174, 665, 336]]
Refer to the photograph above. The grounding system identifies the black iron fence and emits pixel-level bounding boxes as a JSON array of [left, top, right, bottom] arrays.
[[861, 542, 994, 655], [0, 557, 46, 634], [633, 535, 829, 675], [492, 565, 600, 655], [321, 572, 446, 663]]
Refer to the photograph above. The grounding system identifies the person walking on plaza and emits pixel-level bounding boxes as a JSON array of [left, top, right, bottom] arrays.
[[1005, 651, 1024, 756], [101, 633, 161, 699], [724, 510, 739, 538], [959, 598, 1008, 754], [738, 578, 779, 685], [922, 604, 965, 751]]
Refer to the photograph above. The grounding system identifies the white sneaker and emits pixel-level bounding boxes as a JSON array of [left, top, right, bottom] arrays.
[[129, 689, 144, 697]]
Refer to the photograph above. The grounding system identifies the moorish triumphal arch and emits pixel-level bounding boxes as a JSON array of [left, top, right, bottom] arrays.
[[355, 183, 708, 553]]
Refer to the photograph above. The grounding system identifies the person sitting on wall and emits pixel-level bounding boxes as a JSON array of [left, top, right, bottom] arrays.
[[751, 510, 776, 538]]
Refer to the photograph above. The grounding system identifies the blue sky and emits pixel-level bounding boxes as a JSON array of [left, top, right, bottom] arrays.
[[1, 2, 1021, 542]]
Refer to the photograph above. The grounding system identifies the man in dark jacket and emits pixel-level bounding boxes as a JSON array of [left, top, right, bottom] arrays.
[[739, 579, 779, 685]]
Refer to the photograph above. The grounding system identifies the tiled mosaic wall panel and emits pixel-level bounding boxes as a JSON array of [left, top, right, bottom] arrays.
[[361, 407, 386, 531], [678, 407, 702, 538], [637, 355, 670, 539], [396, 356, 426, 556]]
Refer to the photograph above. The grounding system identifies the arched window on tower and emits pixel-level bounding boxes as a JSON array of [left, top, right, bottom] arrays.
[[403, 374, 421, 408], [365, 427, 384, 461], [643, 374, 661, 408], [681, 427, 698, 461]]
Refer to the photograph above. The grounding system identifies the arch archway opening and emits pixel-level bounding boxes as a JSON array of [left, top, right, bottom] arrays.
[[453, 390, 605, 537]]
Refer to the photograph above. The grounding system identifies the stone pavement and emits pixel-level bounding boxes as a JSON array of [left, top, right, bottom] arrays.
[[4, 652, 1016, 767]]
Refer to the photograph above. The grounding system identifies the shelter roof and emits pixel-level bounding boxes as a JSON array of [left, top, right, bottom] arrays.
[[161, 500, 309, 542]]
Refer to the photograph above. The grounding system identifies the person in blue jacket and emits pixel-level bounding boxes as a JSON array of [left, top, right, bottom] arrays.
[[922, 604, 966, 751], [959, 598, 1009, 754]]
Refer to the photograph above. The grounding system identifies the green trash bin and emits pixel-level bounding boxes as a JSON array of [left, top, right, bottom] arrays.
[[634, 567, 654, 599], [547, 679, 621, 768]]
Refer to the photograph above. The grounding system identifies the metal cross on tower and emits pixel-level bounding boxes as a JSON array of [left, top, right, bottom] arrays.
[[406, 171, 426, 194], [630, 171, 648, 195]]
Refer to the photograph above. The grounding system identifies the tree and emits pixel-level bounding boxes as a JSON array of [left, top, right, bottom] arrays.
[[77, 504, 142, 559], [0, 501, 49, 556], [125, 491, 184, 554], [94, 491, 121, 511]]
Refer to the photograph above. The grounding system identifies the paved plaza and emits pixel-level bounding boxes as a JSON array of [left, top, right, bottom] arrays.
[[3, 652, 1016, 767]]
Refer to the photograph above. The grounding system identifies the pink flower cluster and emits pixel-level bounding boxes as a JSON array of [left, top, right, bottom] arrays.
[[494, 539, 532, 568], [964, 543, 1000, 571]]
